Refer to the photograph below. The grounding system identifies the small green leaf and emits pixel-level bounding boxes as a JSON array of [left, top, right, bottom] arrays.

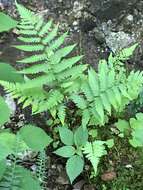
[[129, 138, 141, 148], [0, 12, 17, 32], [0, 132, 16, 146], [0, 96, 10, 126], [66, 155, 84, 183], [89, 129, 98, 138], [54, 146, 75, 158], [129, 113, 143, 147], [74, 126, 88, 147], [19, 125, 52, 151], [115, 119, 130, 133], [105, 139, 114, 148], [59, 127, 74, 145]]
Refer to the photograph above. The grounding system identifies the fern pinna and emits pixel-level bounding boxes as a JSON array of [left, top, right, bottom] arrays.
[[0, 2, 87, 121]]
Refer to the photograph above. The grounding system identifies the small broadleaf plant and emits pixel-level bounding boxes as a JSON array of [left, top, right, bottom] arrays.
[[54, 126, 114, 182]]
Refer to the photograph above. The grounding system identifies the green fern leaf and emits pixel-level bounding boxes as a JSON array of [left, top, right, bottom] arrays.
[[83, 141, 107, 175]]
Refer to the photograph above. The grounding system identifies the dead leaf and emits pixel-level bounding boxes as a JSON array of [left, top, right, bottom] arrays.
[[101, 171, 116, 181]]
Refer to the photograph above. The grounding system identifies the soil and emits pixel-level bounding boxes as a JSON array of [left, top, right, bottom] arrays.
[[1, 0, 143, 189]]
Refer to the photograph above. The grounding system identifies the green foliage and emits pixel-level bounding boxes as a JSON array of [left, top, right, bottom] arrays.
[[19, 125, 53, 151], [54, 126, 88, 182], [0, 96, 10, 126], [0, 2, 87, 122], [36, 151, 47, 189], [54, 146, 76, 158], [20, 167, 41, 190], [0, 62, 24, 82], [0, 122, 52, 189], [0, 132, 26, 160], [66, 155, 84, 184], [0, 130, 42, 190], [74, 126, 88, 147], [115, 113, 143, 147], [0, 160, 6, 180], [0, 166, 41, 190], [59, 127, 74, 145], [0, 2, 143, 187], [115, 119, 130, 137], [115, 43, 138, 61], [0, 12, 17, 32], [129, 113, 143, 147], [82, 141, 107, 176], [72, 55, 143, 126]]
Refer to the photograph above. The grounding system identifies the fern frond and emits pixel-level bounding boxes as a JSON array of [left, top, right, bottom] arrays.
[[72, 61, 143, 126], [82, 141, 107, 175], [36, 151, 47, 189], [4, 3, 86, 117]]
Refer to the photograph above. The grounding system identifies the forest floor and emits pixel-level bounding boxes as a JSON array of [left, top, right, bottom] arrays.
[[1, 0, 143, 189]]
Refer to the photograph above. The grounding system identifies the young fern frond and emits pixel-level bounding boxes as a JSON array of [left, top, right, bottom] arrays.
[[82, 141, 107, 175]]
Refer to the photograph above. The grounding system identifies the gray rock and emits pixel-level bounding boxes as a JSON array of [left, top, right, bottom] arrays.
[[89, 0, 137, 21], [101, 21, 136, 52], [105, 31, 135, 52], [93, 28, 105, 43], [4, 94, 16, 115]]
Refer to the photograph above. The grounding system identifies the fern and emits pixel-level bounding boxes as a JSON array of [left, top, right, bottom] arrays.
[[0, 165, 42, 190], [36, 151, 47, 189], [0, 2, 87, 120], [82, 141, 107, 175], [15, 4, 86, 106], [71, 59, 143, 126]]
